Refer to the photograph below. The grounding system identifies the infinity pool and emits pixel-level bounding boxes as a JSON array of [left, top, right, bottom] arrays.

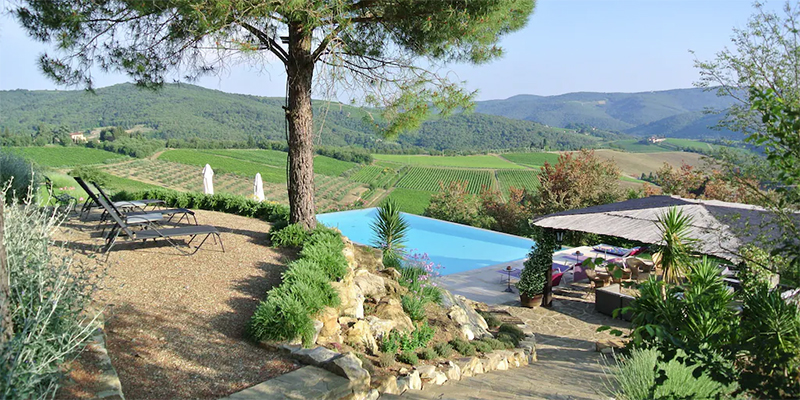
[[316, 208, 536, 275]]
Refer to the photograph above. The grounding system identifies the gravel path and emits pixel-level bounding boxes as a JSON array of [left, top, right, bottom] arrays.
[[55, 210, 299, 399]]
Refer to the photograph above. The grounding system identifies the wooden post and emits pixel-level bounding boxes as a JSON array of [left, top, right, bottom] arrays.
[[543, 263, 553, 307], [0, 201, 12, 344]]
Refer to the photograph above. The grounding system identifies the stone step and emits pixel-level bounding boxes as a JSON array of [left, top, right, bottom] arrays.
[[220, 366, 351, 400]]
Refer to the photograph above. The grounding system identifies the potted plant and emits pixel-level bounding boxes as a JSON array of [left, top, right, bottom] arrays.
[[516, 259, 547, 307], [516, 228, 558, 307]]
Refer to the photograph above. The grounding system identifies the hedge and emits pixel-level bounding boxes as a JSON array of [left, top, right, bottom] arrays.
[[112, 189, 289, 222], [248, 225, 349, 346]]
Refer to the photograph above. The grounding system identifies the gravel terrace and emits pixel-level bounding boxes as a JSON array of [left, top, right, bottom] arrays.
[[54, 209, 300, 399]]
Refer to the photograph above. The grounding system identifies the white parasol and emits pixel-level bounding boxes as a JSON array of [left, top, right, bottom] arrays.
[[202, 164, 214, 195], [254, 173, 265, 202]]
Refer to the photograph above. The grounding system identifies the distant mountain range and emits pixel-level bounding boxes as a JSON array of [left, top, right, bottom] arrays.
[[474, 87, 741, 140], [0, 84, 742, 153], [0, 83, 621, 152]]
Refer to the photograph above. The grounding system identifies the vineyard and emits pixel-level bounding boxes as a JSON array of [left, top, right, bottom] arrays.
[[496, 170, 540, 197], [101, 159, 367, 211], [395, 167, 495, 194], [200, 149, 356, 177], [373, 154, 524, 169]]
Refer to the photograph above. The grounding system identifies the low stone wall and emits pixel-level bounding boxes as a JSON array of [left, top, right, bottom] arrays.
[[280, 333, 538, 399]]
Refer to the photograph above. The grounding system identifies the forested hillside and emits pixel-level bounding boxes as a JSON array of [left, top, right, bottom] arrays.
[[474, 87, 740, 138], [0, 83, 622, 152]]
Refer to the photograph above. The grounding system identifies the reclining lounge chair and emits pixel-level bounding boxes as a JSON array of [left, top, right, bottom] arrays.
[[93, 183, 197, 226], [74, 176, 164, 219], [96, 195, 223, 255]]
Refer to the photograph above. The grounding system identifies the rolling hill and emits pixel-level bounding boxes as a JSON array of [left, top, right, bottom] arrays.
[[474, 87, 740, 139], [0, 83, 623, 152]]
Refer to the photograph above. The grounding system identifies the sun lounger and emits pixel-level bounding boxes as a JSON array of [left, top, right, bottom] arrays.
[[95, 194, 223, 255], [92, 183, 197, 225], [74, 176, 164, 218], [592, 244, 639, 257]]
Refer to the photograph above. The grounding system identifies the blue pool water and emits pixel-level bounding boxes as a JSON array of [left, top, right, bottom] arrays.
[[316, 208, 536, 275]]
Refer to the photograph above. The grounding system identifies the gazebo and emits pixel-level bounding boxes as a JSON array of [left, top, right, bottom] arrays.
[[531, 195, 787, 263]]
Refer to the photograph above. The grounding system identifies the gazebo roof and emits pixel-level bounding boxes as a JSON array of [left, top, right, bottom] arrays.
[[531, 195, 786, 262]]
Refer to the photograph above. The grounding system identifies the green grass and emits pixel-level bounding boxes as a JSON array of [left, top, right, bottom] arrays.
[[496, 170, 540, 196], [8, 147, 127, 167], [158, 149, 287, 183], [373, 154, 524, 169], [395, 167, 495, 194], [200, 149, 356, 176], [500, 152, 561, 168], [384, 188, 432, 215]]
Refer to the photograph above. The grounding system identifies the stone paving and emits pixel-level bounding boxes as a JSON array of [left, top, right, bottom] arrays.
[[393, 285, 628, 400]]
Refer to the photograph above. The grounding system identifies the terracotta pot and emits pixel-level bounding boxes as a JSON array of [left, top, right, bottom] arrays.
[[519, 293, 543, 308]]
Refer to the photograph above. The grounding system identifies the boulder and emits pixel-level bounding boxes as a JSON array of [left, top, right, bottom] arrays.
[[374, 375, 399, 395], [365, 389, 380, 400], [415, 365, 437, 380], [596, 339, 625, 353], [374, 298, 414, 332], [396, 377, 410, 394], [353, 243, 384, 272], [496, 358, 509, 371], [318, 307, 340, 337], [512, 349, 528, 366], [324, 353, 371, 392], [443, 361, 461, 381], [344, 320, 379, 355], [482, 352, 502, 372], [431, 371, 448, 386], [365, 316, 396, 339], [354, 270, 386, 299], [311, 319, 324, 346], [291, 346, 341, 366], [383, 278, 408, 296], [441, 290, 491, 339], [455, 357, 482, 378], [406, 370, 422, 390]]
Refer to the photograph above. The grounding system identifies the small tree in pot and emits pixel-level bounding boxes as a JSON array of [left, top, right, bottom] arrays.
[[517, 228, 558, 307]]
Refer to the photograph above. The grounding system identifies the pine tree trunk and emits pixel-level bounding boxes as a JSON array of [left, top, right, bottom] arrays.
[[286, 22, 317, 230], [0, 201, 12, 345]]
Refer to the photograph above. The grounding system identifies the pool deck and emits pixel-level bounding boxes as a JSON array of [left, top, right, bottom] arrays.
[[439, 246, 623, 305]]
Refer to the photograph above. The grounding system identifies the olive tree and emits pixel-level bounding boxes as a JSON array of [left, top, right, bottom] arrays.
[[12, 0, 536, 229]]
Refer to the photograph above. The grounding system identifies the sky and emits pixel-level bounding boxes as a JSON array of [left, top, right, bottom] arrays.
[[0, 0, 784, 101]]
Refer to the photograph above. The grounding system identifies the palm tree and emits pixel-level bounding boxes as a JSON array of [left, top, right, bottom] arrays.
[[655, 207, 697, 287], [371, 199, 409, 265]]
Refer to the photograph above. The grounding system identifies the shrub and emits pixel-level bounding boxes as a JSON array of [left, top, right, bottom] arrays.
[[249, 291, 316, 346], [300, 235, 348, 280], [608, 347, 738, 400], [378, 352, 396, 368], [371, 199, 409, 261], [68, 165, 111, 187], [481, 337, 508, 350], [270, 223, 309, 247], [420, 285, 442, 305], [450, 338, 476, 356], [401, 295, 427, 322], [473, 340, 492, 353], [478, 310, 501, 329], [497, 323, 525, 347], [434, 342, 454, 358], [2, 192, 97, 398], [0, 151, 38, 203], [411, 322, 435, 349], [397, 351, 419, 366], [418, 347, 438, 360]]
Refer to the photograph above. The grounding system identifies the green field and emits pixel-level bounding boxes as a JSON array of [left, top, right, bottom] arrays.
[[619, 175, 648, 184], [373, 154, 524, 169], [201, 149, 355, 176], [385, 188, 432, 215], [500, 152, 561, 168], [395, 167, 494, 194], [158, 149, 287, 183], [7, 147, 127, 167], [496, 170, 540, 196]]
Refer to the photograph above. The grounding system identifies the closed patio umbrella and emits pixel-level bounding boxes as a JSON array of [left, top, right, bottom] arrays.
[[254, 173, 265, 202], [202, 164, 214, 195]]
